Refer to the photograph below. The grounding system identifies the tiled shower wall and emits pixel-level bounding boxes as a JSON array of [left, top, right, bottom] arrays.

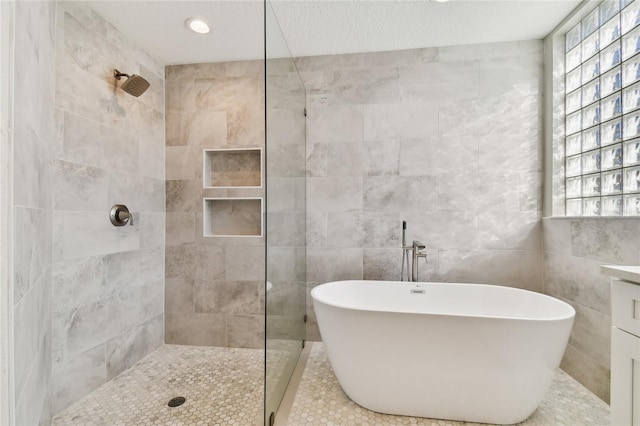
[[164, 61, 266, 348], [51, 2, 165, 414], [12, 1, 56, 424], [543, 217, 640, 402], [299, 40, 544, 340]]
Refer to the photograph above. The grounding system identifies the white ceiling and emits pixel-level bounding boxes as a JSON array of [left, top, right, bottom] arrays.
[[88, 0, 582, 65]]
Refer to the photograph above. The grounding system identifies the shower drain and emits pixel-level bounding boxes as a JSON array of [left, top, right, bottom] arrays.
[[168, 396, 186, 407]]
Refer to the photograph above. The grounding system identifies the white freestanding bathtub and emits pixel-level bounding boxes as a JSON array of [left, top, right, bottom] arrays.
[[311, 280, 575, 425]]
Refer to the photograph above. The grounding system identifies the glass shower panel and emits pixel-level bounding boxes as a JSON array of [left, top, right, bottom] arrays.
[[264, 1, 307, 423]]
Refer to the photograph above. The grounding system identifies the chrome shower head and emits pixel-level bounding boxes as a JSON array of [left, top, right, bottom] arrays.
[[114, 69, 150, 97]]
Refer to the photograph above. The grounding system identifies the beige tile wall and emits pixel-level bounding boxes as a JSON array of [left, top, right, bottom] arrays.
[[298, 41, 545, 340], [164, 61, 266, 349], [543, 217, 640, 402], [51, 1, 165, 414]]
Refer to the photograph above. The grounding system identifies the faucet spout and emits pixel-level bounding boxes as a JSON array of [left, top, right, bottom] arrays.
[[400, 221, 428, 282], [411, 240, 427, 282]]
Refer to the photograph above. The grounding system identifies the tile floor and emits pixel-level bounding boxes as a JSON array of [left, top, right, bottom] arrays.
[[285, 343, 611, 426], [52, 342, 611, 426], [52, 345, 268, 426]]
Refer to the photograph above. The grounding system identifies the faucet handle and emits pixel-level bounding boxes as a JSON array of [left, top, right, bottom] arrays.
[[415, 243, 428, 263], [110, 204, 134, 226]]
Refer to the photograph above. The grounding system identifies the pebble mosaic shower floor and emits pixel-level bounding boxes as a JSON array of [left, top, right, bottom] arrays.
[[285, 343, 610, 426], [52, 342, 610, 426], [52, 345, 270, 426]]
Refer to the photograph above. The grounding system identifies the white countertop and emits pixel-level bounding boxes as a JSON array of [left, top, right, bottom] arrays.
[[601, 265, 640, 284]]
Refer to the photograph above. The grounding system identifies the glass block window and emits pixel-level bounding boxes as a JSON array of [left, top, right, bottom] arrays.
[[565, 0, 640, 216]]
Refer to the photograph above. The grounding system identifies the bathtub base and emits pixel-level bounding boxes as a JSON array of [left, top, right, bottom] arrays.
[[326, 318, 552, 425], [346, 390, 538, 425]]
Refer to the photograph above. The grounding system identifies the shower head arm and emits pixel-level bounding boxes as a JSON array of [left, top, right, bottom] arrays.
[[114, 69, 130, 80]]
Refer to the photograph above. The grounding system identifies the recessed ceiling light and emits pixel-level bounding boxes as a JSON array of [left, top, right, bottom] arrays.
[[434, 0, 450, 2], [185, 18, 210, 34]]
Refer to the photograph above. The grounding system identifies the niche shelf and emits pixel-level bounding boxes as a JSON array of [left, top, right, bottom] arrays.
[[203, 197, 263, 237], [203, 148, 262, 188]]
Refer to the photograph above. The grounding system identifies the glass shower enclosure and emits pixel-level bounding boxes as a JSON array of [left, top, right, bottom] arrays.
[[264, 1, 308, 422]]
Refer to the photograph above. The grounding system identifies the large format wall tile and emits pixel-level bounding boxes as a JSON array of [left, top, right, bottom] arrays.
[[54, 211, 141, 260], [438, 249, 542, 291], [439, 94, 539, 139], [295, 53, 363, 72], [165, 59, 268, 347], [301, 42, 545, 341], [566, 300, 611, 368], [54, 160, 109, 211], [437, 40, 543, 62], [569, 219, 640, 264], [13, 117, 53, 209], [164, 312, 226, 346], [106, 247, 164, 289], [165, 245, 225, 281], [166, 146, 196, 180], [306, 248, 364, 282], [362, 212, 404, 248], [14, 274, 50, 401], [53, 256, 108, 314], [402, 211, 479, 250], [306, 105, 363, 143], [543, 217, 572, 255], [226, 315, 265, 349], [362, 47, 438, 68], [51, 1, 165, 414], [543, 217, 640, 402], [16, 326, 52, 426], [364, 102, 439, 140], [166, 212, 196, 246], [479, 132, 541, 173], [400, 61, 479, 101], [139, 212, 165, 249], [62, 112, 139, 174], [478, 211, 541, 250], [12, 1, 56, 423], [266, 212, 306, 247], [399, 137, 478, 177], [52, 345, 105, 414], [307, 177, 363, 212], [14, 207, 53, 301], [194, 280, 261, 315], [267, 108, 305, 145], [561, 344, 610, 402], [438, 172, 520, 212], [544, 251, 611, 316], [363, 248, 438, 282], [105, 314, 163, 380], [326, 212, 364, 247], [478, 56, 542, 98], [267, 247, 306, 283], [363, 176, 437, 212], [53, 283, 162, 364], [519, 172, 544, 212], [327, 67, 400, 105]]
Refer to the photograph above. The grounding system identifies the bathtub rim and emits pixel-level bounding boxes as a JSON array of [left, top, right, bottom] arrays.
[[311, 280, 576, 322]]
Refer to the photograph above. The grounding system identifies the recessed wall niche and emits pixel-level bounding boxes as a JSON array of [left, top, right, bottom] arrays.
[[203, 148, 262, 188], [203, 198, 263, 237]]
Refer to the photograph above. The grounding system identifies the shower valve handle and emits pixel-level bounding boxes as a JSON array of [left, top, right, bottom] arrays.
[[110, 204, 133, 226]]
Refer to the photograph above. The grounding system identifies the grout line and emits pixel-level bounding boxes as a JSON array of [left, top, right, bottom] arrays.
[[273, 342, 313, 426]]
